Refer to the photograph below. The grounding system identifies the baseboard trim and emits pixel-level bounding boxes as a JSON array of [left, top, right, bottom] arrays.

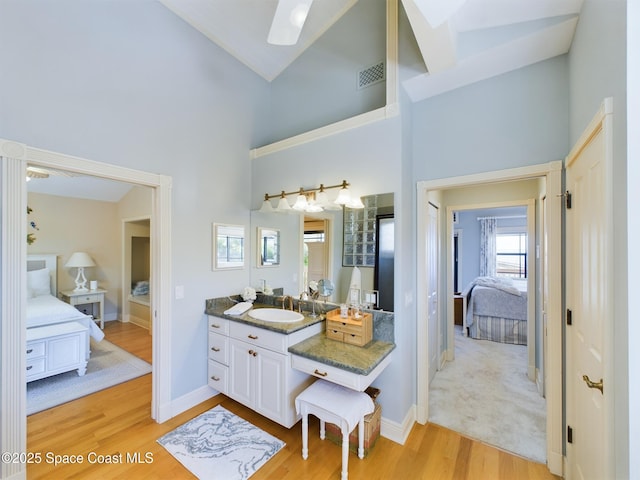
[[157, 386, 219, 423], [549, 450, 564, 477], [381, 404, 416, 445]]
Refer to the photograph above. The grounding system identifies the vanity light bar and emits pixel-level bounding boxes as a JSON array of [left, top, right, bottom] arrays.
[[262, 180, 350, 201], [259, 180, 364, 213]]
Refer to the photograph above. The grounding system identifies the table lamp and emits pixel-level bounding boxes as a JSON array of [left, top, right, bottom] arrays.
[[65, 252, 96, 292]]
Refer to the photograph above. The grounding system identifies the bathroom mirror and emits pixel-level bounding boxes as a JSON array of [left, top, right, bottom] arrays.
[[213, 223, 245, 270], [257, 227, 280, 267]]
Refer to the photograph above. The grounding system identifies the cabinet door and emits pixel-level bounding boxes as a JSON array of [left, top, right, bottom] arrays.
[[254, 346, 286, 424], [228, 338, 253, 406]]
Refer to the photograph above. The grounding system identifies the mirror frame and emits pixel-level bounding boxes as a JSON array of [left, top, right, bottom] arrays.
[[212, 223, 246, 270], [257, 227, 280, 267]]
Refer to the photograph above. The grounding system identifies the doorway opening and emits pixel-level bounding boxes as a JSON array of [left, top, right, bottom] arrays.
[[1, 139, 172, 472], [416, 161, 564, 475]]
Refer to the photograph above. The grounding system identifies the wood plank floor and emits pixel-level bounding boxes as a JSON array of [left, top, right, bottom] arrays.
[[27, 321, 561, 480]]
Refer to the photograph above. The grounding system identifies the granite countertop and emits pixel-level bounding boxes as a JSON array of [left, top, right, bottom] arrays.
[[205, 298, 325, 334], [288, 333, 396, 376], [205, 295, 395, 377]]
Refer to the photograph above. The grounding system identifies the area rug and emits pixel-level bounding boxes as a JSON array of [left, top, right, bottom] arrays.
[[157, 405, 285, 480], [429, 327, 546, 463], [27, 339, 152, 415]]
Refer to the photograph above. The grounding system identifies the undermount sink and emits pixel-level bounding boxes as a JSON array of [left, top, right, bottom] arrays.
[[248, 308, 304, 323]]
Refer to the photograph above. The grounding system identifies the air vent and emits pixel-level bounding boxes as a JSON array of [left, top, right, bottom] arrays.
[[357, 61, 385, 90]]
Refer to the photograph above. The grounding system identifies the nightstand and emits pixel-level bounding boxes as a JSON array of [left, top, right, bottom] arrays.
[[59, 289, 106, 329]]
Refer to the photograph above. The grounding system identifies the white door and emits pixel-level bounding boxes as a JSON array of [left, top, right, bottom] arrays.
[[427, 203, 439, 381], [566, 102, 613, 480]]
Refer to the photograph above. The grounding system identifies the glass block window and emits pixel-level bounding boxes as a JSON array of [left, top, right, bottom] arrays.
[[343, 195, 377, 266]]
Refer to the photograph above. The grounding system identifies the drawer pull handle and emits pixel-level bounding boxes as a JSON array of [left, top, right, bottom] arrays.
[[211, 347, 221, 352], [314, 369, 328, 377], [211, 376, 220, 381], [211, 324, 221, 329], [27, 365, 33, 370], [26, 348, 33, 354], [248, 334, 258, 340]]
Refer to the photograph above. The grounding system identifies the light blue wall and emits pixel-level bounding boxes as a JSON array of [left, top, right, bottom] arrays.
[[267, 0, 386, 144], [568, 1, 628, 476], [412, 57, 570, 181], [0, 0, 271, 400]]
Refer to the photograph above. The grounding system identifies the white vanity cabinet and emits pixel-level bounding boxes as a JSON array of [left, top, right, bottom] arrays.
[[207, 315, 322, 428]]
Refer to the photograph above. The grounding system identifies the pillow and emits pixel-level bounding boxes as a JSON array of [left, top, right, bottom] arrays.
[[27, 268, 51, 297]]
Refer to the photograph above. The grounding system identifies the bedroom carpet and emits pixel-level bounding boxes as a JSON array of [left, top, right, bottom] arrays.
[[27, 339, 152, 415], [157, 405, 285, 480], [428, 326, 546, 464]]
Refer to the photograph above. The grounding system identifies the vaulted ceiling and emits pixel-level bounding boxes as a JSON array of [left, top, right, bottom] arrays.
[[159, 0, 584, 101]]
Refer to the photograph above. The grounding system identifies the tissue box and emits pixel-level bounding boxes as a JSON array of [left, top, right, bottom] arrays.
[[325, 402, 381, 457]]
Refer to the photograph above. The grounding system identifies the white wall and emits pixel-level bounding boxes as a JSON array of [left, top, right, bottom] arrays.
[[568, 1, 629, 476], [0, 0, 270, 400]]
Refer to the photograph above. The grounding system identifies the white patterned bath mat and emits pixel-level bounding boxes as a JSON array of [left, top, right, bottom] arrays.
[[157, 405, 285, 480]]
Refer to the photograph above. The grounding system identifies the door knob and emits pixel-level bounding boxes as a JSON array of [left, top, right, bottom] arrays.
[[582, 374, 603, 394]]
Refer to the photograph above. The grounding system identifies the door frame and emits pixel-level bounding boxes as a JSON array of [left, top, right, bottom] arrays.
[[0, 139, 172, 478], [416, 161, 563, 475]]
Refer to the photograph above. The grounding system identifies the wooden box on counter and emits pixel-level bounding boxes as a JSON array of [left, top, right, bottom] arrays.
[[325, 308, 373, 347]]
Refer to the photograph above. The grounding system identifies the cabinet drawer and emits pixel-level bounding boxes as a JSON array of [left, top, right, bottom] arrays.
[[208, 332, 229, 365], [74, 293, 101, 304], [26, 357, 46, 378], [230, 322, 286, 353], [208, 360, 228, 393], [327, 319, 366, 336], [208, 316, 230, 335], [326, 328, 344, 342], [26, 341, 45, 359], [291, 354, 364, 391], [343, 333, 366, 346]]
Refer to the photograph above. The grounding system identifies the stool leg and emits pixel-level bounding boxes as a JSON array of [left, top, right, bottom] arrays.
[[357, 417, 365, 459], [320, 419, 326, 440], [341, 429, 349, 480], [302, 413, 309, 460]]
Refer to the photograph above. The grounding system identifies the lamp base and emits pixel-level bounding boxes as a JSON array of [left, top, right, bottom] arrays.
[[74, 267, 88, 292]]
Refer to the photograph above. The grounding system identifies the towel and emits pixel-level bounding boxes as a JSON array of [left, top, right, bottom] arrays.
[[223, 301, 253, 315], [345, 266, 361, 304], [295, 379, 374, 433]]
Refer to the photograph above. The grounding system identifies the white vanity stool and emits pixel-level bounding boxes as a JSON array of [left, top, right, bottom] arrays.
[[295, 379, 375, 480]]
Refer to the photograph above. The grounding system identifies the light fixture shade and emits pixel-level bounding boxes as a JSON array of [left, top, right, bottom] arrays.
[[292, 193, 308, 211], [65, 252, 96, 268], [276, 196, 292, 212], [259, 199, 274, 213], [334, 187, 352, 205]]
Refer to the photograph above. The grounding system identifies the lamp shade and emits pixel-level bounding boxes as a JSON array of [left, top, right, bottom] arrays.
[[65, 252, 96, 268]]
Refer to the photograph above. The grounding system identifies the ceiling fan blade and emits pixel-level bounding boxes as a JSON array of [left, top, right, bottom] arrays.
[[267, 0, 314, 46]]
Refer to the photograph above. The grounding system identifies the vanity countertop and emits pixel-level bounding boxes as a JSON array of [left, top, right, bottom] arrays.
[[288, 333, 395, 376], [204, 299, 325, 334]]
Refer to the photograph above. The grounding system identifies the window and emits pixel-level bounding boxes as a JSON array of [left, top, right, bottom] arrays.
[[496, 229, 527, 278]]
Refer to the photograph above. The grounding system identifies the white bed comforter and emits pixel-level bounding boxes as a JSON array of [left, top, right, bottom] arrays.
[[27, 294, 104, 341]]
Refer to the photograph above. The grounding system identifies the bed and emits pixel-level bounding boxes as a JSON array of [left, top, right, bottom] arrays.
[[27, 254, 104, 380], [461, 276, 528, 345]]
